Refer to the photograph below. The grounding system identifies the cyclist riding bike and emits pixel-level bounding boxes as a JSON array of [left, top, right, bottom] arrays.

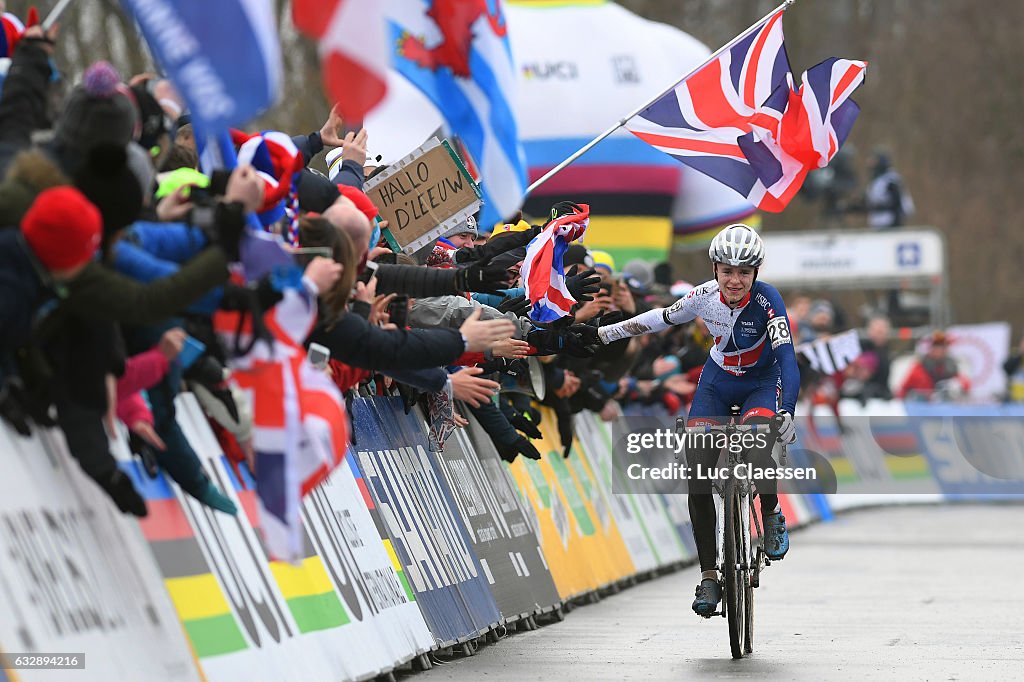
[[597, 224, 799, 616]]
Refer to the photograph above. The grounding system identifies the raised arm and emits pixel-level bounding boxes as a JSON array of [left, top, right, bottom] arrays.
[[597, 292, 699, 344]]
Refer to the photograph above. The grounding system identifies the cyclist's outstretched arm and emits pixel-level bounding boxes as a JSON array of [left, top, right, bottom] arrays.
[[597, 295, 697, 343]]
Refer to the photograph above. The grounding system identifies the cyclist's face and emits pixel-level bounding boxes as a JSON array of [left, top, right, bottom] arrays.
[[715, 264, 755, 304]]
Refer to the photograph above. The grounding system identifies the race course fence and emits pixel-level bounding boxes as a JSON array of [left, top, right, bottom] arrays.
[[0, 397, 1012, 681]]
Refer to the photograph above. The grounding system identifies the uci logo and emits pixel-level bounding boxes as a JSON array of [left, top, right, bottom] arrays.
[[522, 62, 579, 80]]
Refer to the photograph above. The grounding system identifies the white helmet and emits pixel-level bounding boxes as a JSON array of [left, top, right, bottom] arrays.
[[708, 223, 765, 267]]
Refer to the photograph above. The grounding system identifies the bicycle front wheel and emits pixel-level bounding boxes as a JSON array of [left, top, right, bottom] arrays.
[[723, 477, 748, 659]]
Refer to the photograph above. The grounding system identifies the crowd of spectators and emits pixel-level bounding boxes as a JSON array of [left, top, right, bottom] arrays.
[[0, 21, 712, 519], [0, 18, 994, 523]]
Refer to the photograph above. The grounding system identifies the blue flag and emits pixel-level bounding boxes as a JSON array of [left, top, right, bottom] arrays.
[[119, 0, 282, 132]]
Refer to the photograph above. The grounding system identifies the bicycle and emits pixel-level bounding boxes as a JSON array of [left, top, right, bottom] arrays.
[[676, 410, 786, 659]]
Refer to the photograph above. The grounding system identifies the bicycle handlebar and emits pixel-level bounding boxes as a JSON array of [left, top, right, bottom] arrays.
[[684, 424, 769, 434]]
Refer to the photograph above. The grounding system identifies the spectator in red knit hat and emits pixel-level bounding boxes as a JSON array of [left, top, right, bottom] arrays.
[[1, 186, 101, 428], [21, 185, 102, 277]]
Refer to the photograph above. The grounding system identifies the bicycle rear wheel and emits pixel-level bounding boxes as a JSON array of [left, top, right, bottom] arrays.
[[723, 477, 748, 659]]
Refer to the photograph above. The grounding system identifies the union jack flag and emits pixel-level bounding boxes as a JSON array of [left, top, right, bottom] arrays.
[[522, 204, 590, 322], [625, 8, 866, 212], [213, 285, 349, 562]]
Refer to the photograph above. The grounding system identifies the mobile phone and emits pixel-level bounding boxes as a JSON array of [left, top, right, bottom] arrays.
[[178, 335, 206, 370], [308, 343, 331, 370]]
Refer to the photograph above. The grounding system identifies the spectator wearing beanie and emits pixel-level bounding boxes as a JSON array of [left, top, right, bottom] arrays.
[[439, 215, 479, 249], [0, 187, 149, 517], [0, 186, 100, 371], [53, 61, 138, 176]]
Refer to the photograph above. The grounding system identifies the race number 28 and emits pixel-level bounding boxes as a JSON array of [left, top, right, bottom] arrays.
[[767, 317, 791, 348]]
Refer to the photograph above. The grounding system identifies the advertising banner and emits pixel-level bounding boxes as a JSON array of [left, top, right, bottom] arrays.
[[135, 395, 426, 682], [351, 398, 500, 646], [904, 402, 1024, 498], [0, 425, 199, 682], [504, 407, 635, 598], [574, 411, 692, 570], [455, 413, 561, 618]]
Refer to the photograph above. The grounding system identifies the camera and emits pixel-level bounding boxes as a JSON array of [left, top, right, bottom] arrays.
[[388, 295, 409, 328]]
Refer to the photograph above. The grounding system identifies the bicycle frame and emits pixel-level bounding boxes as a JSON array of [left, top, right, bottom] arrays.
[[679, 419, 783, 658]]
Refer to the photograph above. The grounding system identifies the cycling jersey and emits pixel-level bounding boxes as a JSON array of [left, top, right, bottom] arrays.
[[598, 279, 799, 413]]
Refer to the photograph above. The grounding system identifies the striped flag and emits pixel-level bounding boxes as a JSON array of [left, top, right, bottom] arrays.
[[624, 8, 866, 212], [521, 204, 589, 322], [798, 329, 862, 375], [387, 0, 527, 230], [292, 0, 389, 122], [213, 286, 349, 562]]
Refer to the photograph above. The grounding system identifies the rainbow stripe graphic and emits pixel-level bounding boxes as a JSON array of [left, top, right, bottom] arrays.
[[126, 459, 248, 658], [226, 463, 351, 634], [346, 453, 416, 603]]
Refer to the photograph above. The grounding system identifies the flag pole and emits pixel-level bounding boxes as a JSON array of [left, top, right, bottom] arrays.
[[525, 0, 796, 196], [42, 0, 76, 30]]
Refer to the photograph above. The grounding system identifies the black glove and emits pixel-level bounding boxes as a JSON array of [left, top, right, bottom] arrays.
[[128, 431, 161, 479], [548, 200, 584, 222], [565, 266, 600, 303], [497, 294, 532, 317], [495, 434, 542, 463], [510, 413, 542, 440], [396, 382, 420, 415], [101, 469, 148, 517], [0, 378, 31, 437], [562, 324, 600, 358], [526, 327, 562, 355], [454, 225, 541, 264], [455, 258, 512, 294], [480, 357, 529, 378], [197, 201, 246, 260]]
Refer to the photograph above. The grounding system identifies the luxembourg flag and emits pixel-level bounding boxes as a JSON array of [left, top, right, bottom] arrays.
[[521, 204, 590, 322], [387, 0, 527, 230]]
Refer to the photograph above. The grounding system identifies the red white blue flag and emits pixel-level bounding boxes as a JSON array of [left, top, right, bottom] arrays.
[[521, 204, 589, 322], [213, 285, 349, 562], [624, 8, 866, 212], [292, 0, 389, 122]]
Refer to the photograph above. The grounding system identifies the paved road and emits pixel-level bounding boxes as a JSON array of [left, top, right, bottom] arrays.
[[420, 505, 1024, 681]]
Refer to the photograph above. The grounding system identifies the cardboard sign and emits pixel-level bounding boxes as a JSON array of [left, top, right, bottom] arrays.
[[364, 138, 482, 254]]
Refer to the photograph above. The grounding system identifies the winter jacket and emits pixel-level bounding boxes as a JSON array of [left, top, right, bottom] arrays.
[[306, 312, 465, 372], [0, 39, 52, 173], [112, 222, 223, 314], [409, 295, 531, 339], [374, 263, 463, 298], [0, 230, 51, 380]]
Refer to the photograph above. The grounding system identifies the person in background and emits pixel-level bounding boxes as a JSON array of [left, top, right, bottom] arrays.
[[1002, 336, 1024, 402], [787, 294, 812, 343], [860, 315, 893, 399], [897, 331, 970, 401], [864, 148, 914, 229], [801, 299, 835, 344]]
